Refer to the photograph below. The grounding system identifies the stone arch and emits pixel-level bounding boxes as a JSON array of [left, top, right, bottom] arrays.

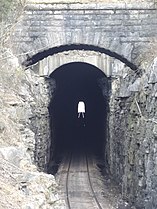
[[23, 44, 138, 77], [39, 50, 112, 77]]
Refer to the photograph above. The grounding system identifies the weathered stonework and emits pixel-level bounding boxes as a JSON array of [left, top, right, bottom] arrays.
[[24, 71, 56, 170], [39, 50, 112, 77], [107, 57, 157, 208], [11, 1, 157, 69]]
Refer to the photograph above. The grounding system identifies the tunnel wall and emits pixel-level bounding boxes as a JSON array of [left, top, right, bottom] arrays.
[[30, 77, 56, 171], [23, 69, 56, 171], [107, 57, 157, 208], [29, 58, 123, 172]]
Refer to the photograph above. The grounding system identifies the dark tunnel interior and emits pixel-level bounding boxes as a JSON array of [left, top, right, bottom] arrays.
[[48, 62, 109, 171]]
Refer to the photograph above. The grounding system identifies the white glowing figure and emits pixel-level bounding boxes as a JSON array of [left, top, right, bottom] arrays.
[[78, 101, 85, 118]]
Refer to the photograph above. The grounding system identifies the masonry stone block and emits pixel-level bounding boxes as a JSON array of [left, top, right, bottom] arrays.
[[11, 2, 157, 70]]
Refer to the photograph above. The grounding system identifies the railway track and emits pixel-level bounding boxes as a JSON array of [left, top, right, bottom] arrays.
[[86, 154, 103, 209], [64, 152, 103, 209], [56, 152, 126, 209]]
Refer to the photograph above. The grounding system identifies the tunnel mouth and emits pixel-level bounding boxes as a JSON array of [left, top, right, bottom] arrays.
[[47, 62, 109, 174]]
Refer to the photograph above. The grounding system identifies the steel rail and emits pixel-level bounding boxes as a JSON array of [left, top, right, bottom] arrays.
[[65, 153, 103, 209], [65, 153, 72, 209], [86, 154, 103, 209]]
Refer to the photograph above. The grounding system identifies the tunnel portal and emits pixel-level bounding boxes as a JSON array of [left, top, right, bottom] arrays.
[[48, 62, 109, 170]]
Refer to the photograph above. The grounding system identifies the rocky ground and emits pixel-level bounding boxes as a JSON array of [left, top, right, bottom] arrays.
[[0, 155, 64, 209], [0, 49, 65, 209]]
